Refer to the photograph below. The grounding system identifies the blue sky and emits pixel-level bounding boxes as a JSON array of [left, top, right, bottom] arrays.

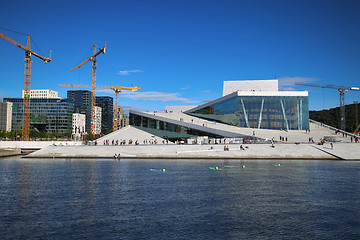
[[0, 0, 359, 112]]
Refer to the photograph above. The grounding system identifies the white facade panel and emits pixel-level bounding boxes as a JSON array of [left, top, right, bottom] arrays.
[[94, 106, 102, 135], [223, 80, 278, 96], [22, 89, 59, 99], [0, 102, 13, 132], [236, 90, 308, 97], [72, 113, 85, 140]]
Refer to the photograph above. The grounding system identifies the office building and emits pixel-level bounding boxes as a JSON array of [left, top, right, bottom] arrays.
[[114, 105, 129, 130], [4, 98, 74, 133], [0, 102, 13, 132], [96, 96, 113, 134], [67, 90, 92, 132]]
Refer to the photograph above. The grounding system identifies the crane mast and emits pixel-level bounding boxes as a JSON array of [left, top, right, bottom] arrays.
[[23, 36, 32, 141], [71, 44, 106, 135], [0, 31, 51, 140], [91, 46, 98, 135], [112, 87, 122, 131]]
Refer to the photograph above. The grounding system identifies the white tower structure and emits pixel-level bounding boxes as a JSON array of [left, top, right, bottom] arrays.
[[0, 102, 13, 132], [72, 113, 85, 141], [223, 79, 278, 96], [94, 106, 102, 135]]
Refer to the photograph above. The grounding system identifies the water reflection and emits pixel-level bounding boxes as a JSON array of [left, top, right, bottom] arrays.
[[0, 158, 358, 239], [14, 161, 32, 238]]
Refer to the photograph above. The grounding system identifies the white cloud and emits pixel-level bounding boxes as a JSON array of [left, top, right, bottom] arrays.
[[119, 90, 200, 103], [121, 105, 148, 115], [200, 99, 213, 104], [280, 86, 296, 91], [278, 77, 318, 89], [117, 69, 143, 75], [96, 89, 114, 94], [201, 90, 211, 93]]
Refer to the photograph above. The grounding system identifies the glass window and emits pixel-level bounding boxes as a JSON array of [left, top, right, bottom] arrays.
[[188, 95, 309, 130]]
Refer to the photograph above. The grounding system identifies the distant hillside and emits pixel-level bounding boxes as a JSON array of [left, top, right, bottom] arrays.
[[309, 103, 360, 132]]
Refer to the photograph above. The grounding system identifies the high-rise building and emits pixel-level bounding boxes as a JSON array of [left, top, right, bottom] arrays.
[[114, 105, 129, 129], [4, 98, 73, 133], [72, 113, 85, 141], [67, 90, 92, 132], [96, 96, 113, 134], [94, 106, 102, 135], [0, 102, 13, 132], [22, 89, 59, 99]]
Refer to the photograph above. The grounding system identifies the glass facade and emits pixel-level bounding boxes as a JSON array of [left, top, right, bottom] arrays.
[[67, 90, 92, 132], [188, 95, 309, 130], [130, 113, 223, 140], [96, 96, 113, 134], [4, 98, 74, 133]]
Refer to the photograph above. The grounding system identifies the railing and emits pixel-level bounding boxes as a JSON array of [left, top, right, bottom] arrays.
[[310, 119, 359, 138]]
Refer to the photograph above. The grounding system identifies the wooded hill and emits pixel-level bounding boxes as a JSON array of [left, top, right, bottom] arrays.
[[309, 103, 360, 133]]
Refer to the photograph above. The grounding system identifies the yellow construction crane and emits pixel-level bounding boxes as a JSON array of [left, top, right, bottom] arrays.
[[71, 44, 106, 135], [0, 31, 51, 141], [58, 84, 140, 131]]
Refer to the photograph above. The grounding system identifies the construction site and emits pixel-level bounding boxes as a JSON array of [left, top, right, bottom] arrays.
[[0, 27, 360, 161]]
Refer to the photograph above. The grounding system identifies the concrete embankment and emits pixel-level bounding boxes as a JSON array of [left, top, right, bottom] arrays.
[[0, 141, 83, 154], [0, 148, 21, 157], [25, 143, 360, 160]]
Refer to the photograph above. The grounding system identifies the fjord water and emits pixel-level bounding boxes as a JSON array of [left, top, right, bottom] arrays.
[[0, 157, 359, 239]]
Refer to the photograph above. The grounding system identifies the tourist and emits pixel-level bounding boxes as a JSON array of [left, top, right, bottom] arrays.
[[117, 153, 121, 160], [114, 153, 117, 160]]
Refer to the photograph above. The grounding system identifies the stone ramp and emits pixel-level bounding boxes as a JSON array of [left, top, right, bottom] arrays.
[[26, 143, 360, 160], [137, 111, 351, 144], [95, 126, 172, 145]]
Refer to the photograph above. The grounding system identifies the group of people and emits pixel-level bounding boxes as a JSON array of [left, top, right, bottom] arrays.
[[240, 145, 247, 150], [113, 153, 121, 160], [97, 138, 171, 146], [223, 145, 249, 151], [279, 136, 288, 142]]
